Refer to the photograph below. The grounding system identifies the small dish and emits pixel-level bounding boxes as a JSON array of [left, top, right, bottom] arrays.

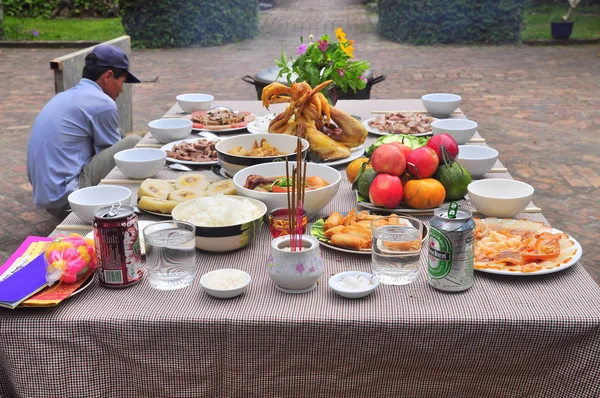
[[200, 269, 251, 298], [328, 271, 379, 299]]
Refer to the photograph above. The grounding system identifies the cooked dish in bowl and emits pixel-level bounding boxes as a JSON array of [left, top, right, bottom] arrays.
[[244, 175, 329, 192]]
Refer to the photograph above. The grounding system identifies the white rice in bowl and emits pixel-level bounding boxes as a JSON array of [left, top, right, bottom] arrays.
[[176, 194, 263, 226]]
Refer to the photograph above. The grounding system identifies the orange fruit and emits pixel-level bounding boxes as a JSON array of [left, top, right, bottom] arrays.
[[346, 157, 371, 184], [403, 178, 446, 209]]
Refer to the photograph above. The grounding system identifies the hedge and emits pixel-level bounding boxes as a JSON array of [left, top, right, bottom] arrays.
[[377, 0, 528, 45], [119, 0, 259, 48]]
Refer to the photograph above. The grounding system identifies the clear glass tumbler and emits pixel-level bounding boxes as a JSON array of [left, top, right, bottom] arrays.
[[371, 215, 424, 285], [143, 221, 196, 290]]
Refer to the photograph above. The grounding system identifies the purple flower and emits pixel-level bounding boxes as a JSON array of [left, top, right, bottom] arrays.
[[338, 69, 345, 77], [297, 44, 308, 55], [318, 39, 328, 52], [359, 74, 367, 81], [296, 263, 305, 273], [32, 30, 39, 37]]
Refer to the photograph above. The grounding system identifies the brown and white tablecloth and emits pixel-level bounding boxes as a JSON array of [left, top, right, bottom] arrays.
[[2, 101, 599, 398]]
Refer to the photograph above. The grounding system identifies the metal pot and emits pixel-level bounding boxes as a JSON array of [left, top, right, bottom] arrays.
[[242, 66, 386, 100]]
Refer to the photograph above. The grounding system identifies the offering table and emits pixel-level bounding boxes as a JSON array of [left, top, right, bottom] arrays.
[[1, 100, 599, 397]]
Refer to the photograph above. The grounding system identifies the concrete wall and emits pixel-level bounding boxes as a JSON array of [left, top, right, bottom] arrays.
[[50, 36, 133, 134]]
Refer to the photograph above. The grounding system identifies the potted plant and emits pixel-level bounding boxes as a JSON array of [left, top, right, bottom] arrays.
[[551, 0, 581, 39]]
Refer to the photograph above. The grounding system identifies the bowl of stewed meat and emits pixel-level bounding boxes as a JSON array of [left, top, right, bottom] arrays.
[[232, 162, 341, 218], [215, 134, 309, 176]]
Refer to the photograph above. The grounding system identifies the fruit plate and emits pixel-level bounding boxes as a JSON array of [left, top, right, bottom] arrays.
[[474, 227, 582, 276], [161, 138, 219, 166], [310, 212, 428, 254], [363, 116, 434, 137], [356, 191, 464, 215]]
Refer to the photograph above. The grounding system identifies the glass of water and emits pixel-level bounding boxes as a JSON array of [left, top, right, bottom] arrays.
[[371, 215, 424, 285], [143, 221, 197, 290]]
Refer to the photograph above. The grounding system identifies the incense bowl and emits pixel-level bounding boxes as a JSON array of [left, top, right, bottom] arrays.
[[267, 234, 323, 294]]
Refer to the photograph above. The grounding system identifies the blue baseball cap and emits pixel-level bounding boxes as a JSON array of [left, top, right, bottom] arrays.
[[86, 45, 141, 83]]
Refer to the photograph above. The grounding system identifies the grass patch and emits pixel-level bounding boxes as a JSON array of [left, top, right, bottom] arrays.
[[521, 4, 600, 40], [3, 16, 125, 41]]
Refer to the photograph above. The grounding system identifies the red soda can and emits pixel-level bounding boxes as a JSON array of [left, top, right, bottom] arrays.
[[93, 204, 143, 287]]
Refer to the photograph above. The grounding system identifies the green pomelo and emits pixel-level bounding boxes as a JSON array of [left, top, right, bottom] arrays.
[[433, 161, 472, 201], [357, 169, 378, 199]]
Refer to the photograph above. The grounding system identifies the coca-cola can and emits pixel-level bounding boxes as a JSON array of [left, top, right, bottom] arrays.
[[93, 204, 143, 287]]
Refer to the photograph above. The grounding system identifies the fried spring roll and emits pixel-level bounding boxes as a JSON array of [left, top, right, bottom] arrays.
[[331, 233, 370, 250], [323, 212, 344, 231]]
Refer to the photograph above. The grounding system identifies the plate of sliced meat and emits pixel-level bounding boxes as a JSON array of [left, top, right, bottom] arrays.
[[189, 109, 256, 132], [161, 138, 220, 165], [363, 112, 435, 136]]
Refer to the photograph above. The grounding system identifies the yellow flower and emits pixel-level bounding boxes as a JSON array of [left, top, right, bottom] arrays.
[[335, 27, 347, 44], [340, 39, 354, 58]]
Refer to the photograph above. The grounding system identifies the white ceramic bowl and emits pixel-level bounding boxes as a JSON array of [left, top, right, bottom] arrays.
[[176, 93, 214, 113], [421, 93, 462, 117], [468, 179, 534, 218], [456, 145, 499, 179], [232, 162, 341, 218], [431, 118, 478, 145], [200, 269, 251, 299], [68, 185, 132, 223], [114, 148, 166, 179], [215, 133, 310, 176], [171, 195, 267, 252], [328, 271, 379, 299], [148, 118, 193, 144]]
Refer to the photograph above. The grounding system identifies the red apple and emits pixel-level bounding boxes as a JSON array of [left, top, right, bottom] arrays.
[[426, 134, 459, 161], [406, 147, 439, 178], [389, 142, 413, 159], [371, 144, 406, 177], [369, 174, 404, 208]]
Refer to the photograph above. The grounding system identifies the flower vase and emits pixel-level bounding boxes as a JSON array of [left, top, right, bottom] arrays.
[[267, 234, 323, 294]]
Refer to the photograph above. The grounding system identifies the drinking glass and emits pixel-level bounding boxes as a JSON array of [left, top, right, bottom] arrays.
[[268, 207, 308, 238], [371, 215, 424, 285], [143, 221, 196, 290]]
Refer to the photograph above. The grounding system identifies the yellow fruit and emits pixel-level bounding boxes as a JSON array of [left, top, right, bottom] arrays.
[[403, 178, 446, 209], [346, 157, 371, 184]]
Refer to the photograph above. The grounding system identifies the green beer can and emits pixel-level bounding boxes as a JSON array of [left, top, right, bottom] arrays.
[[427, 204, 475, 292]]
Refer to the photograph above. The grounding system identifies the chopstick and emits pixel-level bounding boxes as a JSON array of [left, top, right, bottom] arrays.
[[467, 138, 485, 143], [489, 168, 508, 173], [471, 207, 542, 215], [100, 179, 175, 184], [135, 143, 163, 148], [55, 225, 93, 231], [373, 110, 463, 114]]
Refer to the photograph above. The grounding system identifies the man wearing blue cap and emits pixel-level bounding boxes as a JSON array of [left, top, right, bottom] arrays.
[[27, 45, 142, 219]]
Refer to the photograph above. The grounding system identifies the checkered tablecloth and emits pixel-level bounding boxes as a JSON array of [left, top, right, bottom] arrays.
[[2, 101, 599, 398]]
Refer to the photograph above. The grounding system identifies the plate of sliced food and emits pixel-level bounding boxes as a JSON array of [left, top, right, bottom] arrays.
[[363, 112, 436, 137], [161, 138, 219, 165], [136, 174, 237, 216], [311, 209, 428, 254], [473, 218, 582, 275], [189, 109, 255, 132]]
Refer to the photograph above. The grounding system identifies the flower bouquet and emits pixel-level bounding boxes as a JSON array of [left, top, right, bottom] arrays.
[[276, 27, 370, 103]]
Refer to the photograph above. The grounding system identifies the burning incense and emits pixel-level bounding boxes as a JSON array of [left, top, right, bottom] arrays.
[[285, 136, 307, 251]]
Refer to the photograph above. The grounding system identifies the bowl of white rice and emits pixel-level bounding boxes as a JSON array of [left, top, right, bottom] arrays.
[[200, 269, 251, 299], [171, 194, 267, 252]]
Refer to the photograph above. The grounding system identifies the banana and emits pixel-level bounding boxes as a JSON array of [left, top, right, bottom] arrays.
[[174, 173, 210, 191], [138, 179, 175, 200], [138, 196, 180, 214], [167, 188, 206, 203], [204, 179, 236, 196]]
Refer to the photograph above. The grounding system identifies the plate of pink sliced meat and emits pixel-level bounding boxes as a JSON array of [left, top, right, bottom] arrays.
[[363, 112, 436, 136], [161, 138, 220, 165]]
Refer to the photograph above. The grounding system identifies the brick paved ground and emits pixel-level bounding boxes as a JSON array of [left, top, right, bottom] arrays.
[[1, 0, 599, 283]]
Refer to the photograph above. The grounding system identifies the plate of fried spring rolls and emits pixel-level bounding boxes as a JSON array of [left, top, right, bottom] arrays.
[[310, 209, 383, 254]]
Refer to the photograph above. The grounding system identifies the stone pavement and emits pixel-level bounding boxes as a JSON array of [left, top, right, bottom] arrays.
[[1, 0, 599, 283]]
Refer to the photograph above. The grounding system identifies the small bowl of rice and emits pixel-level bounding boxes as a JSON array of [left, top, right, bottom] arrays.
[[171, 194, 267, 252], [200, 269, 251, 299]]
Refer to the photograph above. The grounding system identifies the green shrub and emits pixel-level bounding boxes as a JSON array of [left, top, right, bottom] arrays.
[[119, 0, 259, 48], [378, 0, 528, 45]]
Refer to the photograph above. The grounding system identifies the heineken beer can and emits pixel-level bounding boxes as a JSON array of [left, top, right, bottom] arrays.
[[427, 205, 475, 292]]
